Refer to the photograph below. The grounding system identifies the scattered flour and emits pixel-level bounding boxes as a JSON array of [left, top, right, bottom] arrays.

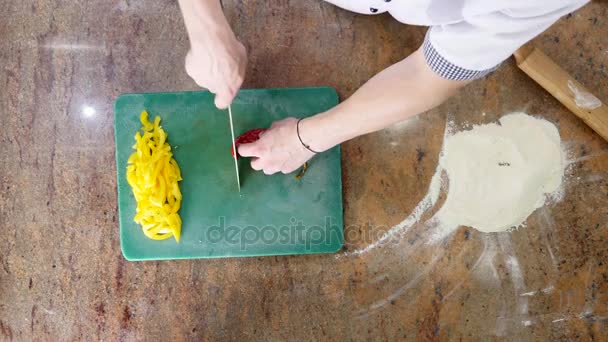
[[436, 113, 564, 233], [344, 112, 565, 256], [567, 80, 602, 110]]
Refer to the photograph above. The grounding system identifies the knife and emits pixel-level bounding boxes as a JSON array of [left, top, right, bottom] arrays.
[[228, 104, 241, 192]]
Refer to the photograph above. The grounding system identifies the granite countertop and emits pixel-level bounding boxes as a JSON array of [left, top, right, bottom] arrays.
[[0, 1, 607, 340]]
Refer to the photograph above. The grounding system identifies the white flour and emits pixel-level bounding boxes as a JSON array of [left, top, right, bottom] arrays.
[[343, 112, 565, 257], [436, 113, 564, 233]]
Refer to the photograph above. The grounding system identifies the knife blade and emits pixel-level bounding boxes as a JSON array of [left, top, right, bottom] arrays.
[[228, 104, 241, 192]]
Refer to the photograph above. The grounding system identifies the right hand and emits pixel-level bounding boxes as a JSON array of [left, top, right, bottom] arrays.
[[185, 32, 247, 109]]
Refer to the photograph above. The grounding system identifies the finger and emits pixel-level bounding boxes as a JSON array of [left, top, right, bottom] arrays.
[[263, 168, 279, 175], [280, 162, 301, 174], [229, 72, 245, 94], [250, 158, 264, 171], [205, 85, 217, 95], [238, 142, 264, 158], [214, 87, 236, 109], [281, 167, 295, 174], [270, 120, 282, 129]]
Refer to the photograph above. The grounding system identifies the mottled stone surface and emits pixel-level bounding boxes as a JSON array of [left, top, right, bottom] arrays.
[[1, 1, 607, 340]]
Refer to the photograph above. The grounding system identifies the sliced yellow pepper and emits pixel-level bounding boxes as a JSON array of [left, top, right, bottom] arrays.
[[126, 110, 183, 242]]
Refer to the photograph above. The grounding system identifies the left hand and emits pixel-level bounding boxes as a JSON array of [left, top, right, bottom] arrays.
[[237, 118, 315, 175]]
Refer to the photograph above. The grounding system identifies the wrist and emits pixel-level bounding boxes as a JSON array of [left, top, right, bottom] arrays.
[[298, 111, 345, 153], [190, 28, 238, 56]]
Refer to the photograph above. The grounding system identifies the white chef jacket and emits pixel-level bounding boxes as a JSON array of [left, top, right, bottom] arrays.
[[325, 0, 589, 80]]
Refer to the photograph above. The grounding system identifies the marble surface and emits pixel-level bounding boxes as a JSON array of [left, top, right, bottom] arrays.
[[1, 0, 607, 340]]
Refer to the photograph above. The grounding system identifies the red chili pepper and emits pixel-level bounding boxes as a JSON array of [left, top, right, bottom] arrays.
[[230, 128, 267, 158]]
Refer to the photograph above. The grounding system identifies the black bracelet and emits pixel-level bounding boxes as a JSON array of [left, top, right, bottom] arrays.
[[296, 118, 320, 154]]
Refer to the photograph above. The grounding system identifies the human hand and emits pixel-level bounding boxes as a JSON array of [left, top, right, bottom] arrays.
[[237, 118, 316, 175], [185, 32, 247, 109]]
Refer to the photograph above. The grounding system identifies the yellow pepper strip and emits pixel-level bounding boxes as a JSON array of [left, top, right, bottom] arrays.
[[126, 110, 183, 242], [294, 162, 308, 180]]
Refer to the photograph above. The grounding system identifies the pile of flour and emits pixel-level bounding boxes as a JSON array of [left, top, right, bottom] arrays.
[[435, 113, 564, 233], [341, 112, 566, 257]]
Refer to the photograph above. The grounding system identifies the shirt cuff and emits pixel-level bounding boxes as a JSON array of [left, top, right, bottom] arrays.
[[422, 30, 499, 81]]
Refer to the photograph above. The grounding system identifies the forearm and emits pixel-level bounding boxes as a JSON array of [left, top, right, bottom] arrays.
[[178, 0, 235, 48], [301, 48, 470, 151]]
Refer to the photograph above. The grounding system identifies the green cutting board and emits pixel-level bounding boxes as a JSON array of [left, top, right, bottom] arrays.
[[114, 87, 343, 260]]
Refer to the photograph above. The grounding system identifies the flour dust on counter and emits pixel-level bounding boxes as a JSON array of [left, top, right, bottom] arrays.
[[343, 112, 566, 256]]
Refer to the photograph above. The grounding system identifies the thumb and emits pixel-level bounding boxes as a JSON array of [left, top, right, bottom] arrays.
[[214, 88, 236, 109], [238, 141, 263, 158]]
